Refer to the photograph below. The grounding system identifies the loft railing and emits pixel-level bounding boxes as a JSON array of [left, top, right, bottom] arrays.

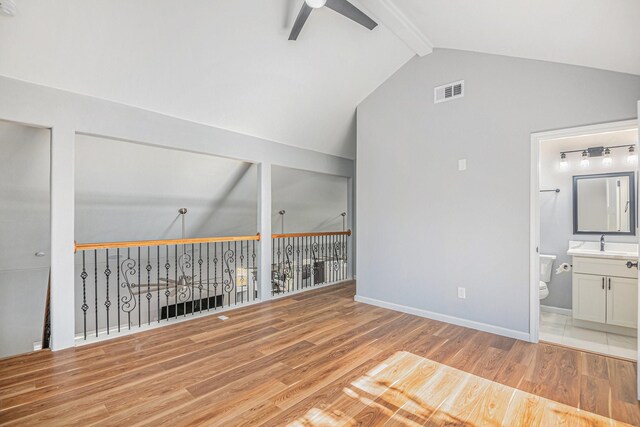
[[74, 234, 260, 340], [271, 230, 351, 295]]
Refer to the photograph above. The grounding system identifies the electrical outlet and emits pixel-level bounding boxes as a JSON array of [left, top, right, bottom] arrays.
[[458, 159, 467, 171], [457, 287, 466, 299]]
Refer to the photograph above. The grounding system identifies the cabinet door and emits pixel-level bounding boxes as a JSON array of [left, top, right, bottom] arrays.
[[573, 273, 606, 323], [606, 277, 638, 328]]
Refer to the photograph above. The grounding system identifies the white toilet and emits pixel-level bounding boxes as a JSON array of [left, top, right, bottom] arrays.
[[539, 254, 556, 300]]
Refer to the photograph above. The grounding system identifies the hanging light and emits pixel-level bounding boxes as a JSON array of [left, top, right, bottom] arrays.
[[628, 145, 637, 165], [602, 148, 612, 166], [559, 152, 568, 170], [580, 150, 590, 168]]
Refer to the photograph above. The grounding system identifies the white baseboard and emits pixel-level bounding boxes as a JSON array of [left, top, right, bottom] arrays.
[[540, 305, 572, 316], [354, 295, 530, 342]]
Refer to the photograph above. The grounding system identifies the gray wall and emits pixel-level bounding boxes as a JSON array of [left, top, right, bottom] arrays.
[[357, 49, 640, 336]]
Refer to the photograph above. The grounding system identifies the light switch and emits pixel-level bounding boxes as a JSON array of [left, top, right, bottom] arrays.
[[458, 159, 467, 171]]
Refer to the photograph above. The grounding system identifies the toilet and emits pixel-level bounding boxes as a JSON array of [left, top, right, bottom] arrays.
[[539, 254, 556, 300]]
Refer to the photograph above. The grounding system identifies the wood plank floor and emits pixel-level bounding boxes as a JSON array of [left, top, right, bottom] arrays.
[[0, 281, 639, 426]]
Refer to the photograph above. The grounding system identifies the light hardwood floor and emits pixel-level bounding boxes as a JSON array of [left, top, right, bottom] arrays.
[[0, 281, 639, 426]]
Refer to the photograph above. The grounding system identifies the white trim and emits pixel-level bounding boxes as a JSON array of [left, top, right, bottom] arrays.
[[529, 119, 638, 344], [540, 305, 572, 316], [359, 0, 433, 56], [530, 128, 541, 343], [354, 295, 530, 342]]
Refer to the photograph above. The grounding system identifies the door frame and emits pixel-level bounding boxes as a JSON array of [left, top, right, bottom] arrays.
[[529, 119, 638, 343]]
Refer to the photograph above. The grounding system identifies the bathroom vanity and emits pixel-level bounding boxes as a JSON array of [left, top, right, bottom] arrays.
[[568, 241, 638, 334]]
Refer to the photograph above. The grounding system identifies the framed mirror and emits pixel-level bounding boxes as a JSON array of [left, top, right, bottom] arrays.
[[573, 172, 636, 235]]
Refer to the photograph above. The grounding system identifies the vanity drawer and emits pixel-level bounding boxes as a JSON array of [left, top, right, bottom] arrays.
[[573, 256, 638, 279]]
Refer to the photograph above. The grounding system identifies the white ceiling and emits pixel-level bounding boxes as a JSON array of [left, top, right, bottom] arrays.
[[0, 0, 414, 159], [0, 1, 638, 160], [387, 0, 640, 75]]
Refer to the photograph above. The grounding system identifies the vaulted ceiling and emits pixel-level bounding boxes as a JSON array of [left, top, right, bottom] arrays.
[[384, 0, 640, 75], [0, 0, 637, 160]]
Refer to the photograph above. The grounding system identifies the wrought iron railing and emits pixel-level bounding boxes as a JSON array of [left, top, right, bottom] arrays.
[[74, 235, 260, 340], [271, 231, 351, 295]]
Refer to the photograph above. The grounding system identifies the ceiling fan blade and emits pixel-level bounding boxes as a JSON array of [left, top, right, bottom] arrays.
[[289, 3, 313, 40], [325, 0, 377, 30]]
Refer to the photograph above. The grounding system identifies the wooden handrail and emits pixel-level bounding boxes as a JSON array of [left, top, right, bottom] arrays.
[[75, 233, 261, 252], [272, 230, 351, 239]]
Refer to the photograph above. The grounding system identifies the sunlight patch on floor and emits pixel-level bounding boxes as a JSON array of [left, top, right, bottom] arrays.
[[287, 351, 632, 426]]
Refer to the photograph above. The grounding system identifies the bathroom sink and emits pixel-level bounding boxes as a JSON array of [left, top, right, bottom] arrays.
[[567, 241, 638, 259]]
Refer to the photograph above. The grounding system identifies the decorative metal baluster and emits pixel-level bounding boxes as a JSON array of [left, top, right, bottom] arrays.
[[80, 252, 88, 340], [328, 235, 332, 284], [279, 237, 282, 294], [305, 236, 310, 288], [234, 240, 238, 304], [105, 249, 111, 335], [198, 243, 203, 313], [121, 248, 137, 330], [206, 243, 210, 310], [117, 248, 121, 332], [252, 240, 257, 300], [137, 247, 141, 327], [332, 235, 336, 283], [213, 242, 219, 309], [319, 235, 323, 285], [223, 241, 235, 305], [94, 250, 98, 337], [165, 246, 170, 321], [271, 238, 275, 296], [294, 237, 302, 290], [146, 247, 152, 325], [157, 246, 160, 323], [346, 235, 349, 279], [312, 236, 324, 286], [190, 243, 194, 315], [174, 245, 178, 319], [340, 234, 344, 281], [240, 241, 242, 304]]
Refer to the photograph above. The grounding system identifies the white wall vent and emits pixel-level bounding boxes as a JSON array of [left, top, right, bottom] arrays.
[[434, 80, 464, 104]]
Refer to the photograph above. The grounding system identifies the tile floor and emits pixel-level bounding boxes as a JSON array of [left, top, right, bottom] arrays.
[[540, 311, 637, 360]]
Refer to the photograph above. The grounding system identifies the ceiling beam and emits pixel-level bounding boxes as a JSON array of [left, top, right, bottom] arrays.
[[359, 0, 433, 56]]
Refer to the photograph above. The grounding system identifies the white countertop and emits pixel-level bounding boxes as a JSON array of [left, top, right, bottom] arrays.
[[567, 240, 638, 260]]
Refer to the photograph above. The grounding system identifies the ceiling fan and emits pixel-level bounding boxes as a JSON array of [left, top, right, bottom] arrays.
[[289, 0, 378, 41]]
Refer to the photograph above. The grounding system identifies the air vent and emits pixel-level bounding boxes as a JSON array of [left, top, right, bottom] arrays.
[[434, 80, 464, 104]]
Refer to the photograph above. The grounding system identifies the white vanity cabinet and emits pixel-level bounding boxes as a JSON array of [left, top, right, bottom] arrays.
[[571, 256, 638, 328]]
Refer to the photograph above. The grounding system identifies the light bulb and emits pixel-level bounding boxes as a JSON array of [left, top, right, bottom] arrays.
[[602, 148, 612, 167], [559, 153, 568, 170], [580, 150, 589, 168], [628, 146, 637, 165], [305, 0, 327, 8]]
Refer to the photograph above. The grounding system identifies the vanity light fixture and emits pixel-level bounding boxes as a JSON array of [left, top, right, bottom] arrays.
[[580, 150, 590, 168], [628, 145, 637, 165], [560, 144, 636, 170], [602, 148, 612, 167]]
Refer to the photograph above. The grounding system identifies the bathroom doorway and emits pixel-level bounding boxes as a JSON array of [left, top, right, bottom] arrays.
[[530, 120, 639, 360]]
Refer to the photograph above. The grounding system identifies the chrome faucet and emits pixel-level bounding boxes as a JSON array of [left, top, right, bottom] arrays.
[[600, 234, 605, 252]]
